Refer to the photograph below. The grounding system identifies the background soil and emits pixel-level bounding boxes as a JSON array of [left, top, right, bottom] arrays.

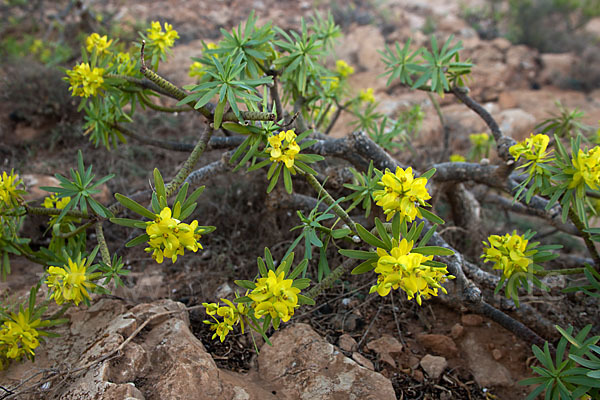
[[1, 0, 599, 399]]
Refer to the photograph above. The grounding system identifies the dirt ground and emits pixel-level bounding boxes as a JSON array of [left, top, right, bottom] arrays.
[[1, 0, 599, 399]]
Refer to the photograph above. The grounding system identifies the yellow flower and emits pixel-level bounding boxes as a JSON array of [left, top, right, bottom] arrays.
[[266, 130, 301, 170], [482, 231, 533, 279], [46, 258, 97, 306], [66, 62, 105, 98], [189, 61, 205, 79], [372, 167, 432, 222], [147, 21, 179, 55], [0, 309, 42, 362], [0, 170, 24, 210], [249, 270, 300, 324], [336, 59, 354, 78], [321, 75, 339, 90], [202, 297, 247, 342], [359, 88, 375, 103], [369, 239, 453, 304], [450, 154, 466, 162], [509, 133, 552, 176], [144, 207, 204, 264], [568, 146, 600, 191], [469, 133, 489, 147], [85, 33, 113, 54]]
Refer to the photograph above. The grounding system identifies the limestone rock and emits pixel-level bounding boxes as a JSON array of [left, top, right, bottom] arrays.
[[366, 335, 404, 368], [420, 354, 447, 380], [461, 331, 512, 387], [258, 323, 396, 400], [338, 333, 358, 352], [461, 314, 484, 327], [450, 323, 464, 339], [352, 352, 375, 371], [416, 334, 458, 358]]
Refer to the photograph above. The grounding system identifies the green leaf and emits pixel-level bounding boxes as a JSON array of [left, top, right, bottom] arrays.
[[351, 259, 376, 274], [356, 224, 387, 249], [110, 218, 147, 228], [235, 280, 256, 290], [297, 294, 316, 305], [339, 249, 378, 260], [153, 169, 166, 202], [213, 99, 226, 129], [419, 207, 445, 224], [114, 193, 156, 220], [412, 246, 454, 256], [126, 233, 150, 248]]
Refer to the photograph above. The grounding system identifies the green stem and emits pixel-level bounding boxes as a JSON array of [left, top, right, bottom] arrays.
[[94, 222, 111, 266], [568, 207, 600, 270], [12, 243, 47, 266], [535, 268, 585, 277], [305, 258, 355, 299], [302, 172, 357, 234], [25, 206, 89, 219], [139, 43, 275, 123], [139, 94, 192, 113], [165, 128, 215, 197]]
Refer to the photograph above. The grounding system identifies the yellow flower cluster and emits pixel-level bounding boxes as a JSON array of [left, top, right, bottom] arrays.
[[370, 239, 454, 304], [321, 75, 339, 90], [188, 43, 219, 79], [145, 207, 203, 264], [43, 194, 75, 225], [359, 88, 375, 103], [189, 61, 205, 79], [0, 170, 23, 210], [202, 298, 248, 342], [85, 33, 113, 54], [266, 130, 301, 169], [469, 133, 489, 146], [249, 270, 300, 323], [509, 133, 552, 175], [46, 258, 97, 306], [450, 154, 466, 162], [336, 59, 354, 77], [0, 310, 41, 364], [147, 21, 179, 54], [66, 62, 105, 98], [482, 231, 532, 278], [373, 167, 431, 222], [569, 146, 600, 191]]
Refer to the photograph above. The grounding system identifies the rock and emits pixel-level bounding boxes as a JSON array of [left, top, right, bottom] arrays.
[[498, 109, 536, 140], [498, 92, 517, 109], [21, 174, 60, 202], [540, 53, 576, 86], [585, 17, 600, 37], [461, 314, 484, 327], [450, 323, 464, 339], [420, 354, 447, 380], [258, 323, 396, 400], [492, 349, 503, 361], [461, 332, 512, 387], [366, 335, 404, 368], [339, 334, 358, 352], [352, 352, 375, 371], [214, 282, 234, 299], [416, 334, 458, 358], [491, 37, 512, 52], [412, 369, 424, 382]]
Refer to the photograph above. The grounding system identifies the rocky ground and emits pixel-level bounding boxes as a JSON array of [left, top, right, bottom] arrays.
[[1, 0, 599, 399]]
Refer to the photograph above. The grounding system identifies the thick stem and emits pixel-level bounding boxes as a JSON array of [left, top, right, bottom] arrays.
[[302, 172, 357, 234], [94, 222, 111, 266], [25, 206, 89, 219], [165, 128, 214, 197], [305, 258, 355, 299]]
